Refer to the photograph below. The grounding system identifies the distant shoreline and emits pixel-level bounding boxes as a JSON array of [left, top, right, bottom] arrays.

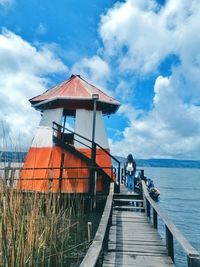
[[1, 151, 200, 169], [115, 156, 200, 169]]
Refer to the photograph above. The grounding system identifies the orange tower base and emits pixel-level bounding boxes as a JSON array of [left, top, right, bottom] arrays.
[[17, 146, 113, 193]]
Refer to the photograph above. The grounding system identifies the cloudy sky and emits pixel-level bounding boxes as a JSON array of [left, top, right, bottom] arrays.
[[0, 0, 200, 160]]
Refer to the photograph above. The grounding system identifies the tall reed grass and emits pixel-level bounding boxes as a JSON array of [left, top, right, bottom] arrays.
[[0, 184, 90, 267], [0, 132, 102, 266]]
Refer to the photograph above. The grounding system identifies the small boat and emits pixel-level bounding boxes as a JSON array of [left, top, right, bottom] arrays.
[[147, 178, 160, 201]]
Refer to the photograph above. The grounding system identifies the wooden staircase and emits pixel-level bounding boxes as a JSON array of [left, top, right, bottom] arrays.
[[113, 199, 145, 212], [52, 122, 121, 191]]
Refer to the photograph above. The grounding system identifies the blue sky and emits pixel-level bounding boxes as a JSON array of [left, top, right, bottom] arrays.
[[0, 0, 200, 160]]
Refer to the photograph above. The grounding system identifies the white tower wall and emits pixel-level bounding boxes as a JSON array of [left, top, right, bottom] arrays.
[[31, 108, 63, 148], [74, 109, 109, 148]]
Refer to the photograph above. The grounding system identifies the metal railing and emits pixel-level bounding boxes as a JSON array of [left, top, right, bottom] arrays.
[[52, 122, 121, 192], [142, 180, 200, 267], [0, 166, 116, 193]]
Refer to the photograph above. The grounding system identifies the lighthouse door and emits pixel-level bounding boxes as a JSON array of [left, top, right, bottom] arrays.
[[62, 110, 76, 144]]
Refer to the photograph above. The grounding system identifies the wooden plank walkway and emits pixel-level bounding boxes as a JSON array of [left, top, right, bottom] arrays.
[[102, 184, 174, 267]]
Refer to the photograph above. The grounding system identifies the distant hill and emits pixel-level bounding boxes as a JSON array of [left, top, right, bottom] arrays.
[[1, 151, 200, 168], [115, 156, 200, 169], [0, 151, 26, 162]]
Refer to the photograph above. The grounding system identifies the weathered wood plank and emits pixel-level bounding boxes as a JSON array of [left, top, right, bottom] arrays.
[[112, 211, 147, 216], [109, 235, 163, 242], [108, 242, 167, 252], [110, 226, 159, 233], [111, 222, 155, 227], [102, 183, 174, 267], [112, 216, 147, 221], [109, 236, 163, 243], [103, 252, 174, 267], [112, 217, 150, 223], [114, 205, 145, 211], [114, 198, 144, 203]]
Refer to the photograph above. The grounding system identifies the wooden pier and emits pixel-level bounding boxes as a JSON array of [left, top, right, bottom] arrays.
[[103, 185, 174, 267], [2, 162, 200, 266], [80, 182, 200, 267]]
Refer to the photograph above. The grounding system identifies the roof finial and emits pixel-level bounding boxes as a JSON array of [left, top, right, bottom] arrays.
[[70, 74, 81, 79]]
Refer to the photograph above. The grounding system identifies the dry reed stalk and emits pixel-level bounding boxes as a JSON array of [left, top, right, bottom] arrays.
[[0, 184, 88, 267]]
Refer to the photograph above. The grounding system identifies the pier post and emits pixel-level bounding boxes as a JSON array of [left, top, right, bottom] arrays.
[[90, 94, 99, 196], [146, 200, 150, 218], [88, 222, 92, 243], [140, 169, 144, 179], [59, 153, 65, 195], [93, 170, 97, 209], [153, 209, 158, 229], [166, 226, 174, 262], [118, 162, 121, 192], [89, 169, 97, 211], [187, 255, 200, 267]]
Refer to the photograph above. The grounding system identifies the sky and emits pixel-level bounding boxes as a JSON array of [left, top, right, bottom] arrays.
[[0, 0, 200, 160]]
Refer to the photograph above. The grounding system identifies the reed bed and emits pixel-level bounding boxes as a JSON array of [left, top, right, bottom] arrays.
[[0, 184, 90, 267]]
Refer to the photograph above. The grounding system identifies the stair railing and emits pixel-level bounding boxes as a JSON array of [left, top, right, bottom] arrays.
[[52, 122, 121, 192]]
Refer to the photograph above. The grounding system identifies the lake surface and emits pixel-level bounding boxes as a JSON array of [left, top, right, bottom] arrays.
[[141, 167, 200, 267]]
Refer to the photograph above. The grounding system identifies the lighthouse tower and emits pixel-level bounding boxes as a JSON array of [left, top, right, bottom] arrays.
[[19, 75, 120, 193]]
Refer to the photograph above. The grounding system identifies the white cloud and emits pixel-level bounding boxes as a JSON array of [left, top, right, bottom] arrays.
[[111, 74, 200, 159], [0, 29, 67, 151], [99, 0, 176, 74], [0, 0, 13, 7], [71, 55, 111, 90], [154, 76, 200, 137], [117, 104, 143, 122], [115, 80, 134, 103], [99, 0, 200, 75], [0, 29, 66, 75], [100, 0, 200, 159]]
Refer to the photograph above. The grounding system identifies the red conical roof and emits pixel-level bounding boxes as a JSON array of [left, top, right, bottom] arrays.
[[30, 75, 120, 115]]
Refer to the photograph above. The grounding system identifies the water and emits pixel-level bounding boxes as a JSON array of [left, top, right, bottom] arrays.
[[64, 211, 103, 267], [141, 167, 200, 267]]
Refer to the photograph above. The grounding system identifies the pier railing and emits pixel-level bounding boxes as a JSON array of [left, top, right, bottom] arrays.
[[79, 182, 114, 267], [0, 165, 116, 193], [142, 180, 200, 267]]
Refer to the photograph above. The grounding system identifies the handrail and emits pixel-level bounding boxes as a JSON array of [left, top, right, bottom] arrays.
[[79, 182, 114, 267], [53, 121, 93, 145], [142, 180, 200, 267], [0, 166, 114, 171], [3, 166, 116, 190], [1, 166, 115, 181], [95, 142, 120, 164], [52, 121, 121, 188], [52, 121, 120, 164]]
